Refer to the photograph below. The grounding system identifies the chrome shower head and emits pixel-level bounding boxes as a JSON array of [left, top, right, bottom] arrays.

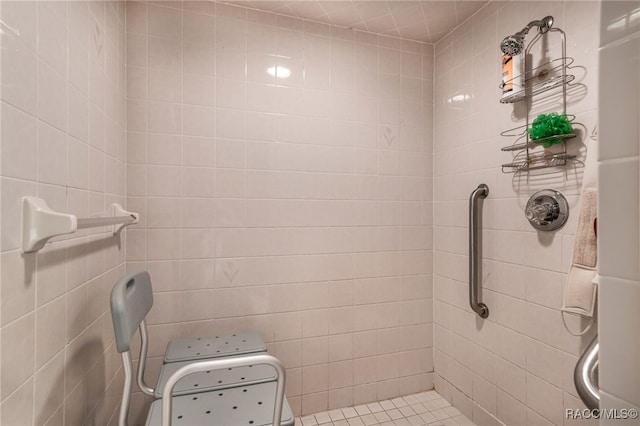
[[500, 33, 525, 56], [499, 16, 554, 55]]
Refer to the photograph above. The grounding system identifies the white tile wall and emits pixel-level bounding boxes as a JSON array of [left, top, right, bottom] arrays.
[[125, 1, 434, 418], [432, 2, 601, 425], [0, 1, 127, 425], [598, 0, 640, 414]]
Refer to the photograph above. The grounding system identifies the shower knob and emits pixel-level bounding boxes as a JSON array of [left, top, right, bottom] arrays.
[[526, 203, 557, 222], [525, 189, 568, 231]]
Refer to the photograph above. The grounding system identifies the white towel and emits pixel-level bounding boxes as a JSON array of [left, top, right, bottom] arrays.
[[562, 141, 598, 335], [564, 267, 597, 315]]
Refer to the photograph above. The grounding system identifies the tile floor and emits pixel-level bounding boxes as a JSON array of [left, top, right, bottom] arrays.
[[297, 390, 476, 426]]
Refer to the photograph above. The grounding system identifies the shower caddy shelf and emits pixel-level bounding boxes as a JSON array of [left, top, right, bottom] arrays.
[[499, 57, 576, 104], [499, 21, 577, 173]]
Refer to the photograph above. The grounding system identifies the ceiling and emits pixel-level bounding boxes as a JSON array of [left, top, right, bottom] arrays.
[[225, 1, 488, 43]]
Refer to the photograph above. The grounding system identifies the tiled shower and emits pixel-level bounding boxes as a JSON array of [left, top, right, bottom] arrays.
[[1, 1, 639, 426], [124, 1, 434, 419]]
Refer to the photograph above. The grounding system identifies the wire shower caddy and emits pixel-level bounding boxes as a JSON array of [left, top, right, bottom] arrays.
[[499, 22, 577, 173]]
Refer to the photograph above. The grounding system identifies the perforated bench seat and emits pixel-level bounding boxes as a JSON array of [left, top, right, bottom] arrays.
[[164, 332, 266, 363], [154, 362, 277, 398], [146, 381, 295, 426]]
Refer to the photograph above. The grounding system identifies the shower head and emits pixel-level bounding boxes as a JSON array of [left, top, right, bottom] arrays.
[[500, 32, 526, 56], [499, 16, 554, 56]]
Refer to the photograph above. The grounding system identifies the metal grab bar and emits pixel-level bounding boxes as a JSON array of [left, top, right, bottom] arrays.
[[161, 354, 286, 426], [469, 184, 490, 318], [574, 335, 600, 409]]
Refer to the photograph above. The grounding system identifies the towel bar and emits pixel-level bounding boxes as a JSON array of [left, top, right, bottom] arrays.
[[22, 196, 138, 253]]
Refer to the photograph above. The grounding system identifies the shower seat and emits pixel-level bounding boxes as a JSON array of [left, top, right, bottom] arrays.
[[146, 354, 293, 426], [110, 271, 294, 426]]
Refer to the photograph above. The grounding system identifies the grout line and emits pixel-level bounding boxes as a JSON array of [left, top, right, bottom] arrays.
[[217, 1, 435, 47], [298, 389, 475, 426]]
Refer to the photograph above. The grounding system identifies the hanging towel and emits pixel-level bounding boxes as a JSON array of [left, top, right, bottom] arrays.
[[563, 189, 597, 315], [562, 141, 598, 335], [571, 190, 598, 269]]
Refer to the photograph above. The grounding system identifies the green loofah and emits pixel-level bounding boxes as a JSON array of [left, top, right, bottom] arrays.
[[527, 113, 573, 148]]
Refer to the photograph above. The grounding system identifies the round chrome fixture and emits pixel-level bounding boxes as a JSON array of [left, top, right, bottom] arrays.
[[525, 189, 569, 231]]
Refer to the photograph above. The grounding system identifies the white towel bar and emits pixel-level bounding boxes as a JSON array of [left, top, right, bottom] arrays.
[[22, 196, 139, 253]]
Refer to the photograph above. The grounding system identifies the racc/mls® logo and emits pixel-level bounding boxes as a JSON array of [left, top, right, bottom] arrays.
[[565, 408, 638, 420]]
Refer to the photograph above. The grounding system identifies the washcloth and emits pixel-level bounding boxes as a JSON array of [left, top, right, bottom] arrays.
[[571, 190, 598, 269], [563, 189, 597, 317], [562, 141, 598, 335]]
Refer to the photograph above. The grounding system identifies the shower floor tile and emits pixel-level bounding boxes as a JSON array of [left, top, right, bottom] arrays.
[[297, 390, 476, 426]]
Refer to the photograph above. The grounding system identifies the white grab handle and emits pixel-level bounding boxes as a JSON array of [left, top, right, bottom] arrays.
[[22, 197, 138, 253]]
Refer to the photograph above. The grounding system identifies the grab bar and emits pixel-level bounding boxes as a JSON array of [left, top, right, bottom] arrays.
[[574, 335, 600, 409], [22, 197, 139, 253], [469, 184, 489, 318]]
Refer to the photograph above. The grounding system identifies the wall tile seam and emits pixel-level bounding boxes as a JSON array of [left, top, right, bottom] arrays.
[[136, 167, 431, 175], [257, 356, 434, 367], [0, 303, 39, 332], [126, 16, 433, 62], [129, 107, 429, 123], [148, 293, 434, 303], [598, 391, 640, 412], [139, 224, 430, 229], [435, 367, 574, 420], [129, 250, 431, 256], [0, 283, 119, 348], [129, 249, 433, 256], [599, 29, 640, 51], [135, 249, 432, 256], [143, 319, 434, 327], [434, 294, 569, 317], [82, 360, 125, 423], [433, 1, 494, 53], [64, 324, 116, 359], [132, 200, 430, 206], [432, 277, 565, 302], [146, 320, 434, 330], [0, 380, 37, 419], [432, 315, 585, 361], [0, 330, 115, 401], [561, 105, 598, 117], [432, 256, 569, 274], [596, 275, 640, 288], [0, 145, 123, 182], [435, 338, 573, 379], [40, 402, 64, 426], [433, 266, 567, 278], [599, 156, 640, 166], [0, 237, 124, 259], [137, 0, 436, 49], [125, 130, 432, 146], [127, 202, 428, 208], [126, 67, 430, 90], [148, 299, 434, 308], [1, 108, 123, 163], [125, 72, 433, 85]]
